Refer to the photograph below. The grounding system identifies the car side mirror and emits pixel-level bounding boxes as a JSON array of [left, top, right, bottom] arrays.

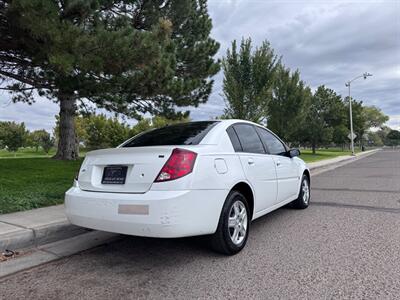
[[288, 148, 300, 158]]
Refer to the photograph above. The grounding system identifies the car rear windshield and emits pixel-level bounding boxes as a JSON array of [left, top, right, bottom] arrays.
[[122, 121, 219, 147]]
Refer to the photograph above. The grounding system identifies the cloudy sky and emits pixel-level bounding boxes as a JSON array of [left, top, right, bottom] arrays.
[[0, 0, 399, 131]]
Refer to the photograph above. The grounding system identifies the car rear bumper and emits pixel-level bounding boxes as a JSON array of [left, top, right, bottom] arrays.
[[65, 186, 227, 238]]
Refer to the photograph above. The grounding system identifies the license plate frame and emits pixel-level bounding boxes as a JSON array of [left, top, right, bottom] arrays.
[[101, 165, 128, 184]]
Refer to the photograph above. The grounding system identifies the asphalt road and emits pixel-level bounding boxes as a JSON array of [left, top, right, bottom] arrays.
[[1, 150, 400, 299]]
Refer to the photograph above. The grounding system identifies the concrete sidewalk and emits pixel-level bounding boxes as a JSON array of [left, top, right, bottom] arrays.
[[0, 148, 380, 252]]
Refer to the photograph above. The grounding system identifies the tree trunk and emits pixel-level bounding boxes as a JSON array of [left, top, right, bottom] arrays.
[[312, 142, 316, 154], [54, 94, 79, 160]]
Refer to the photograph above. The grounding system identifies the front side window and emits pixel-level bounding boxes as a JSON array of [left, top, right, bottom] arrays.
[[122, 121, 218, 147], [233, 124, 265, 154], [256, 127, 286, 155]]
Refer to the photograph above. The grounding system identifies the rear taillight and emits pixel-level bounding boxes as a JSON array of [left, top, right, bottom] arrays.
[[154, 148, 197, 182]]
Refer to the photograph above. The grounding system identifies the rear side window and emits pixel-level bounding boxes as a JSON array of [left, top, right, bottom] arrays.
[[256, 127, 287, 155], [226, 126, 242, 152], [123, 121, 218, 147], [233, 124, 265, 154]]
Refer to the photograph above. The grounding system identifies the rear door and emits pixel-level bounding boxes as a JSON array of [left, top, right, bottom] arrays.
[[255, 127, 300, 203], [229, 124, 278, 214]]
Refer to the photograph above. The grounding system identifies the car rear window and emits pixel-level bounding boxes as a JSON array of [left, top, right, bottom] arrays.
[[122, 121, 219, 147], [226, 126, 242, 152]]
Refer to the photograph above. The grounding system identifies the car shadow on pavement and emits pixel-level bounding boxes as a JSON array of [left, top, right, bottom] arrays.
[[79, 206, 298, 265]]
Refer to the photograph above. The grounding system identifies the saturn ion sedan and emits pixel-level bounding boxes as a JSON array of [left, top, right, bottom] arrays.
[[65, 119, 310, 255]]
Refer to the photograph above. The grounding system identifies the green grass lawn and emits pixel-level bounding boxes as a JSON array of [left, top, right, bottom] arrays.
[[0, 148, 87, 158], [0, 148, 56, 158], [0, 157, 82, 214], [300, 148, 360, 163]]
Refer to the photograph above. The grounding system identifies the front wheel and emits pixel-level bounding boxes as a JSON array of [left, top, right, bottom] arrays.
[[210, 191, 250, 255], [291, 174, 310, 209]]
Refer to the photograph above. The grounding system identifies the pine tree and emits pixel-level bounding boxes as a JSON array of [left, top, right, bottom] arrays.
[[0, 0, 219, 159], [222, 38, 280, 123]]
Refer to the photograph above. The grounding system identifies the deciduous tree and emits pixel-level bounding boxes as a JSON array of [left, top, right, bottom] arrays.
[[386, 130, 400, 146], [376, 126, 392, 144], [0, 121, 27, 152], [39, 132, 54, 154], [267, 65, 311, 144], [301, 86, 343, 153], [363, 105, 389, 129], [28, 130, 49, 152], [366, 131, 383, 146]]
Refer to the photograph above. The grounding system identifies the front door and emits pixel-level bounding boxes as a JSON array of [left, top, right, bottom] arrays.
[[255, 127, 300, 203], [271, 155, 299, 202]]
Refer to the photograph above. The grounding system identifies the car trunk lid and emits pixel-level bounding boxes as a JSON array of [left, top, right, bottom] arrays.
[[78, 147, 172, 193]]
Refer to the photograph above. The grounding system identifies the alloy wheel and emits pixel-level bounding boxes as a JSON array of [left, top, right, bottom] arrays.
[[302, 179, 310, 204], [228, 200, 248, 245]]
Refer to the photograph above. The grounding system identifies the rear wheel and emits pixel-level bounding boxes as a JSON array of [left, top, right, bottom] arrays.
[[210, 191, 250, 255], [291, 174, 310, 209]]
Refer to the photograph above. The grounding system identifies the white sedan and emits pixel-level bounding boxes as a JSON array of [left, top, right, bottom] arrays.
[[65, 119, 310, 254]]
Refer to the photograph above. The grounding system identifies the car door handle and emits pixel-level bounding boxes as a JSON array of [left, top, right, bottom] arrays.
[[276, 160, 281, 166], [248, 158, 255, 165]]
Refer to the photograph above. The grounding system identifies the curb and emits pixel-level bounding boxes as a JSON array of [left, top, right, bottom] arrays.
[[0, 220, 89, 251], [0, 231, 120, 278], [0, 204, 90, 252]]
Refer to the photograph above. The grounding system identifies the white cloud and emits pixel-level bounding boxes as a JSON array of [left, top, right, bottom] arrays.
[[388, 115, 400, 130], [0, 91, 59, 132]]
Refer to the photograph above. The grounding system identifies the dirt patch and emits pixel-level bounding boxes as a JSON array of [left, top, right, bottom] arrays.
[[0, 249, 32, 263]]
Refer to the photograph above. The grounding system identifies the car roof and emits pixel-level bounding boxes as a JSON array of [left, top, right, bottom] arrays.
[[216, 119, 255, 124], [213, 119, 265, 129], [199, 119, 268, 146]]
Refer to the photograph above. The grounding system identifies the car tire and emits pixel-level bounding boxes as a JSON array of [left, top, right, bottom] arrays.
[[291, 174, 310, 209], [210, 191, 250, 255]]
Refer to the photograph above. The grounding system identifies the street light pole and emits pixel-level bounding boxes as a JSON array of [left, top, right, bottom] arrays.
[[345, 72, 372, 156], [347, 82, 355, 156]]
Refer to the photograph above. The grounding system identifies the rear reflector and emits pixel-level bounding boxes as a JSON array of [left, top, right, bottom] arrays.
[[154, 148, 197, 182]]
